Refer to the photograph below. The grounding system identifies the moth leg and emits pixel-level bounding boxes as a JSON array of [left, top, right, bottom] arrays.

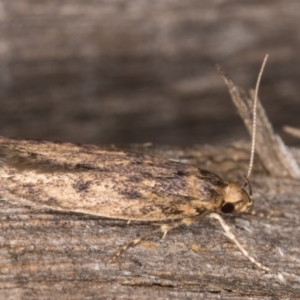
[[109, 213, 208, 263], [108, 227, 162, 263], [209, 212, 271, 272], [160, 216, 201, 239]]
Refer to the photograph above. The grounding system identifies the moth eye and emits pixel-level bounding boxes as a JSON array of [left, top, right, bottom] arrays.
[[221, 202, 235, 214]]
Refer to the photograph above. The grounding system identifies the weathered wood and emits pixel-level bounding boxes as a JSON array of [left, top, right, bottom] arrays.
[[215, 63, 300, 179], [0, 1, 300, 147], [0, 142, 299, 299]]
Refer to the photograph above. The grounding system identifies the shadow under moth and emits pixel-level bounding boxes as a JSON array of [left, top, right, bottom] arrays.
[[0, 55, 281, 278]]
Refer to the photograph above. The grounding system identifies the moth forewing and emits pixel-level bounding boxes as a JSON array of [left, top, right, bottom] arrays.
[[0, 142, 230, 221]]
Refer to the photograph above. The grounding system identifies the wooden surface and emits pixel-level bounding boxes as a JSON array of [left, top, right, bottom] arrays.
[[0, 1, 300, 298], [0, 142, 299, 299], [0, 0, 300, 147]]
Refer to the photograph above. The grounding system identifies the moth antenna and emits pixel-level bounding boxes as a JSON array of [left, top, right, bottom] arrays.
[[241, 175, 252, 196], [246, 54, 269, 180]]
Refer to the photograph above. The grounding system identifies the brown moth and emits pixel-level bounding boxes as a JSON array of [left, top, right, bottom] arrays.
[[0, 138, 251, 220], [0, 56, 270, 272]]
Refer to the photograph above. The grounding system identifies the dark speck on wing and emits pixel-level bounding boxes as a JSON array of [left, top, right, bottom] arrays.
[[73, 180, 92, 192], [119, 188, 143, 200], [44, 197, 60, 207]]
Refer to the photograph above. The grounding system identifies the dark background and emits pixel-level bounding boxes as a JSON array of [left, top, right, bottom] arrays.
[[0, 0, 300, 147]]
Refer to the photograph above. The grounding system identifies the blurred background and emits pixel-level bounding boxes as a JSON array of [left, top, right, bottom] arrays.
[[0, 0, 299, 147]]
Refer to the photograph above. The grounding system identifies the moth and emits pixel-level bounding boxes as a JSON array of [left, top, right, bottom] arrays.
[[0, 56, 270, 273]]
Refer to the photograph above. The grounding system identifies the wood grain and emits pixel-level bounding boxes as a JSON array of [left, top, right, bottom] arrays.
[[0, 0, 300, 147], [0, 1, 299, 298], [0, 142, 299, 299]]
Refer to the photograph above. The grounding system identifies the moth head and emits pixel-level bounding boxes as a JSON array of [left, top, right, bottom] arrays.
[[220, 182, 252, 214]]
